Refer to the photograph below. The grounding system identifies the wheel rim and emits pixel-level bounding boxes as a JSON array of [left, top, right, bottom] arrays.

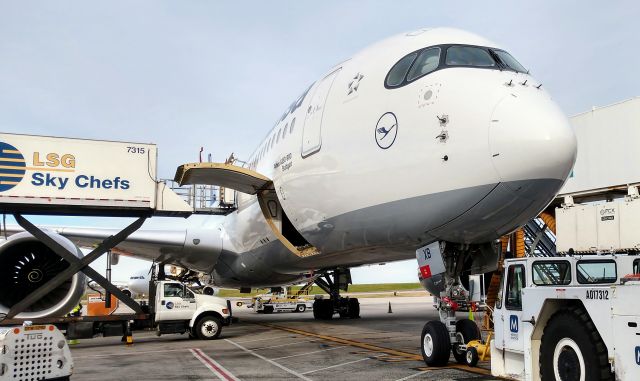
[[553, 338, 585, 381], [466, 350, 474, 363], [423, 333, 434, 357], [455, 332, 465, 354], [201, 320, 219, 337]]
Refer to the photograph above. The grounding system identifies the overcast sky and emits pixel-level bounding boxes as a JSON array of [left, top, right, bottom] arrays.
[[1, 1, 638, 283]]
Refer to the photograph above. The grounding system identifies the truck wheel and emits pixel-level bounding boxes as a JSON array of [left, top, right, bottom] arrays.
[[295, 304, 306, 313], [263, 306, 274, 314], [452, 319, 481, 364], [465, 347, 479, 367], [195, 316, 222, 340], [348, 298, 360, 318], [314, 299, 333, 320], [420, 320, 451, 366], [539, 307, 613, 381]]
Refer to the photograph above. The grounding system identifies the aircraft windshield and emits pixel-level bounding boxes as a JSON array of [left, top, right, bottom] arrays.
[[445, 46, 495, 67], [493, 50, 528, 73]]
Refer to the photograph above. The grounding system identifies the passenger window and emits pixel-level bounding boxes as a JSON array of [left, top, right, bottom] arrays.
[[493, 50, 527, 73], [270, 135, 275, 149], [407, 47, 441, 82], [577, 260, 617, 284], [634, 259, 640, 274], [283, 123, 288, 139], [185, 289, 195, 299], [505, 264, 525, 310], [164, 283, 184, 298], [290, 118, 296, 134], [385, 52, 417, 87], [532, 261, 571, 285], [446, 46, 495, 67]]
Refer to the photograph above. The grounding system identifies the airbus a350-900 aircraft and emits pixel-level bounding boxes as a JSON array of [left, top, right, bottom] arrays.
[[0, 27, 576, 364]]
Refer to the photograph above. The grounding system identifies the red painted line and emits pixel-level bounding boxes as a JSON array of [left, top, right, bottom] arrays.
[[190, 348, 238, 381]]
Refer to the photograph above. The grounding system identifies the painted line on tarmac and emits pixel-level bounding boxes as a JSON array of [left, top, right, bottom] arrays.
[[394, 370, 429, 381], [234, 334, 294, 344], [271, 345, 347, 360], [260, 323, 492, 376], [191, 348, 239, 381], [225, 338, 313, 381], [300, 354, 384, 375], [253, 339, 318, 350]]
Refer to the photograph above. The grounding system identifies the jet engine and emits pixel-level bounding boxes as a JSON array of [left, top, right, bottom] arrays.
[[0, 231, 86, 319], [202, 285, 220, 296]]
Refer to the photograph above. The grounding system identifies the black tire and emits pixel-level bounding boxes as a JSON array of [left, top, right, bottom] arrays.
[[313, 299, 322, 319], [263, 305, 274, 314], [420, 320, 451, 366], [452, 319, 481, 364], [539, 307, 613, 381], [195, 315, 222, 340], [348, 298, 360, 318], [295, 304, 306, 313], [465, 347, 479, 367]]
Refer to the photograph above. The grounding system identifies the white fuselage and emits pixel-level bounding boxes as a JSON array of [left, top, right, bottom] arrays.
[[119, 28, 577, 288]]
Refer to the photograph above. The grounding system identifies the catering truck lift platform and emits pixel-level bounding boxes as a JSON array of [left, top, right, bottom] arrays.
[[0, 133, 232, 343]]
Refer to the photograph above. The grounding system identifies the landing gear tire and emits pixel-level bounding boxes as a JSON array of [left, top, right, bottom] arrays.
[[348, 298, 360, 319], [465, 347, 479, 367], [313, 299, 333, 320], [452, 319, 481, 364], [295, 304, 306, 313], [195, 315, 222, 340], [420, 320, 451, 366], [539, 307, 613, 381]]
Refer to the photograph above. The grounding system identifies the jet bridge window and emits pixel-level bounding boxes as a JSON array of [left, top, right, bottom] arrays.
[[577, 260, 617, 284], [406, 47, 441, 82], [445, 46, 495, 67], [492, 50, 527, 73], [532, 261, 571, 285], [505, 264, 525, 310]]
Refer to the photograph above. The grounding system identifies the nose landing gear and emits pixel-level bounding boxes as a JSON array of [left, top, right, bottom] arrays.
[[312, 268, 360, 320]]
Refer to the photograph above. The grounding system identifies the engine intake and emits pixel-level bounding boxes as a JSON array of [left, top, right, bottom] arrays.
[[0, 231, 86, 318]]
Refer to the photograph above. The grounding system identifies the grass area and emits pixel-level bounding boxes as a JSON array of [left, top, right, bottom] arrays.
[[218, 282, 423, 298]]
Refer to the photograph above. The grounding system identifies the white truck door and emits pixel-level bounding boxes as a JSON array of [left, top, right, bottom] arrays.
[[301, 67, 341, 158], [501, 261, 526, 353], [155, 282, 198, 321]]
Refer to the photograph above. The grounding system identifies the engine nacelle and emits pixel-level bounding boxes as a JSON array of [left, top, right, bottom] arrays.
[[202, 285, 219, 296], [0, 231, 86, 318]]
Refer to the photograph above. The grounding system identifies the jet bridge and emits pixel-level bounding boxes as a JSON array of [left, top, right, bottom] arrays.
[[0, 133, 193, 320]]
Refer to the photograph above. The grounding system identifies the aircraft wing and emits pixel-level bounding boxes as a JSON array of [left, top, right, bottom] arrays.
[[4, 225, 188, 264]]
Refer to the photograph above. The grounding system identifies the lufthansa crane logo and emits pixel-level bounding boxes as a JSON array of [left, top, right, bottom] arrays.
[[0, 142, 26, 192], [374, 112, 398, 149]]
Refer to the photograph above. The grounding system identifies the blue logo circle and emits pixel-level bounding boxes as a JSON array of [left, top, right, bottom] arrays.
[[374, 112, 398, 149], [166, 301, 174, 309], [0, 142, 26, 192]]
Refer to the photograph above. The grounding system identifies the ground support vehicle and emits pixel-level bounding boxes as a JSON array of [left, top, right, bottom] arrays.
[[489, 255, 639, 380], [0, 323, 73, 381], [250, 292, 313, 314], [1, 279, 234, 342]]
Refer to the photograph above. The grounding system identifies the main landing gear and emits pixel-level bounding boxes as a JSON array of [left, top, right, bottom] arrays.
[[312, 268, 360, 320]]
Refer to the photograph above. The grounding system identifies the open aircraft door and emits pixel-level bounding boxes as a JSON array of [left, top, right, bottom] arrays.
[[301, 67, 341, 158], [175, 163, 320, 258]]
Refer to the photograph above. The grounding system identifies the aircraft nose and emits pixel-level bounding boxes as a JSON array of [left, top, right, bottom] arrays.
[[489, 92, 577, 187]]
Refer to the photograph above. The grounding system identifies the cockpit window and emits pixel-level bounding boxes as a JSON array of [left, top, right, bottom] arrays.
[[385, 52, 417, 87], [445, 46, 495, 67], [493, 50, 527, 73], [407, 47, 441, 82]]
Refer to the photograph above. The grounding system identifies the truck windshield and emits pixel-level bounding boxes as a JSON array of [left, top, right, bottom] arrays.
[[164, 283, 185, 297]]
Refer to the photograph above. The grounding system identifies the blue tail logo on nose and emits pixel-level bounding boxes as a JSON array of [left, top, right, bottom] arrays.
[[510, 315, 519, 333], [374, 112, 398, 149]]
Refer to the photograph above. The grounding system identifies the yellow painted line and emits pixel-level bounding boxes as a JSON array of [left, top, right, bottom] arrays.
[[2, 149, 20, 154], [260, 323, 493, 377], [0, 165, 74, 173], [0, 157, 25, 162], [0, 181, 19, 185], [0, 173, 23, 178]]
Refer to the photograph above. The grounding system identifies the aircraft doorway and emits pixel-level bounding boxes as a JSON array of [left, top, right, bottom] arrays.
[[301, 67, 342, 158]]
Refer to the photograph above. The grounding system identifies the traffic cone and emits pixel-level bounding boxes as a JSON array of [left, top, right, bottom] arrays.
[[388, 302, 393, 313]]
